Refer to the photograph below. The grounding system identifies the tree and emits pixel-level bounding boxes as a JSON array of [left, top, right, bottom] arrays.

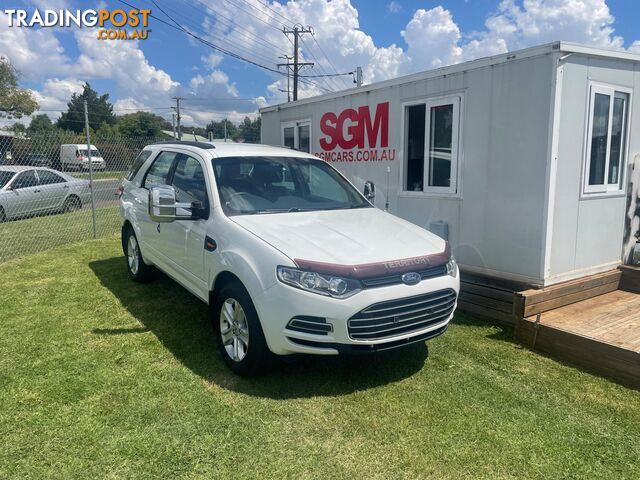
[[0, 57, 38, 119], [57, 83, 115, 133], [205, 119, 237, 140], [117, 112, 164, 138], [27, 114, 55, 134], [237, 116, 261, 143]]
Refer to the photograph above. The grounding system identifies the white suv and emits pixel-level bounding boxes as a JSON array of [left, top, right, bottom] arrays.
[[120, 141, 459, 375]]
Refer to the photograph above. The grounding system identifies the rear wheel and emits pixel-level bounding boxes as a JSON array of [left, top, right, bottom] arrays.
[[124, 227, 154, 282], [213, 281, 273, 376], [63, 195, 81, 213]]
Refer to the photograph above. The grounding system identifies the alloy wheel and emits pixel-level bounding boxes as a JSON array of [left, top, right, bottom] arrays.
[[127, 235, 140, 275], [219, 298, 250, 362]]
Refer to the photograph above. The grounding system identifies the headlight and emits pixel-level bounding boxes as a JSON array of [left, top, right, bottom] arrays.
[[446, 255, 458, 277], [277, 266, 361, 299]]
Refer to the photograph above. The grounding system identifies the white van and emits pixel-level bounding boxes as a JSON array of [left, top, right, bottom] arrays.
[[60, 144, 106, 171]]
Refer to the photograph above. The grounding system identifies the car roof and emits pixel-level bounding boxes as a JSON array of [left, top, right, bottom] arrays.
[[147, 141, 316, 159], [0, 166, 32, 173], [0, 166, 61, 173]]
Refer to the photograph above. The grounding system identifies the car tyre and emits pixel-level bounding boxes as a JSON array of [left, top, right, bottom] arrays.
[[213, 281, 273, 376], [63, 195, 82, 213], [0, 207, 6, 223], [124, 227, 154, 282]]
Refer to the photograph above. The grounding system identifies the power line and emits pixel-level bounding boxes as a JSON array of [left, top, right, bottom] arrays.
[[150, 0, 279, 67], [116, 0, 331, 96], [154, 0, 287, 64]]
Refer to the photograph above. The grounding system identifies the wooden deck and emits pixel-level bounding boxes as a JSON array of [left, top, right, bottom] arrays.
[[515, 289, 640, 389]]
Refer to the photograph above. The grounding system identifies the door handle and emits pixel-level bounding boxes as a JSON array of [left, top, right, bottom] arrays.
[[34, 189, 41, 193], [63, 185, 69, 189], [157, 224, 161, 233]]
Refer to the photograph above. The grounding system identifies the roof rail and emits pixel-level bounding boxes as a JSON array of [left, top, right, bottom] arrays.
[[151, 140, 216, 149]]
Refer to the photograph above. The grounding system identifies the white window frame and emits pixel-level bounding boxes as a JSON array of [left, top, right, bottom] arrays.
[[400, 94, 463, 197], [582, 82, 632, 197], [281, 119, 311, 153]]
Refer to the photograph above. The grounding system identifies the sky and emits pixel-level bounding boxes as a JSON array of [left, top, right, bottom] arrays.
[[1, 0, 639, 127]]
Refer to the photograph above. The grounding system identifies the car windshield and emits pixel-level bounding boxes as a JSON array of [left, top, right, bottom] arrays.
[[212, 156, 371, 215], [0, 171, 14, 189], [79, 149, 100, 157]]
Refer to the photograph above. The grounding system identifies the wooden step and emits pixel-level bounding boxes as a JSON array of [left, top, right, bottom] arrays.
[[619, 264, 640, 293], [515, 316, 640, 389], [513, 270, 621, 319]]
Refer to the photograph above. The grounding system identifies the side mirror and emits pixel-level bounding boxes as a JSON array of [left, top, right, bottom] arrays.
[[363, 181, 375, 202], [149, 185, 195, 223]]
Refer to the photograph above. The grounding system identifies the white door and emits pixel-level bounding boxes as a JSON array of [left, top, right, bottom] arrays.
[[35, 170, 67, 212], [156, 153, 210, 296], [6, 170, 40, 217], [137, 150, 180, 262]]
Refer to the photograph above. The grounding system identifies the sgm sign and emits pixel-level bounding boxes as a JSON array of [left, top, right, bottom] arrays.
[[3, 9, 152, 40], [315, 102, 396, 162]]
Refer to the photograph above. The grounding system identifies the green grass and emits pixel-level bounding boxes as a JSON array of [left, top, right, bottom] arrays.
[[70, 171, 126, 181], [0, 206, 120, 263], [0, 237, 639, 479]]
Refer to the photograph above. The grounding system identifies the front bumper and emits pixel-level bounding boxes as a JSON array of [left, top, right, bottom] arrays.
[[253, 269, 460, 356]]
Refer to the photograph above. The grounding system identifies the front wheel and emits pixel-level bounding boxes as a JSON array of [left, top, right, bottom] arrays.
[[124, 228, 154, 282], [213, 281, 273, 376]]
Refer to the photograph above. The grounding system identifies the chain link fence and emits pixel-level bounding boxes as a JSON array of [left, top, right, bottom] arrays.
[[0, 131, 163, 263]]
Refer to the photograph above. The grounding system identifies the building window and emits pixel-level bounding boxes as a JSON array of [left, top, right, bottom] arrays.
[[404, 96, 460, 194], [584, 84, 630, 195], [281, 120, 311, 153]]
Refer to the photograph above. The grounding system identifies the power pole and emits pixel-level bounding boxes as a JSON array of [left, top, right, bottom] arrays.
[[282, 26, 313, 101], [356, 66, 363, 87], [171, 113, 176, 140], [172, 96, 183, 140], [83, 100, 97, 239], [277, 55, 293, 102]]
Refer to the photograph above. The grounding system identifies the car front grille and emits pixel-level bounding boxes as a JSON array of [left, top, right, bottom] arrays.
[[360, 264, 448, 288], [347, 289, 457, 340]]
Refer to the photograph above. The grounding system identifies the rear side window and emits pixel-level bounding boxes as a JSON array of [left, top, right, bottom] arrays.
[[38, 170, 65, 185], [144, 151, 178, 189], [126, 150, 153, 182]]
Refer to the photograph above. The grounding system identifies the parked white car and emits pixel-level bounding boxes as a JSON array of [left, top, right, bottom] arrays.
[[61, 144, 106, 171], [119, 142, 459, 375], [0, 166, 91, 222]]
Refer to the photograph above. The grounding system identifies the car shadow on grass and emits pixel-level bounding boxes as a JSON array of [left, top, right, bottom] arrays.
[[89, 256, 429, 399]]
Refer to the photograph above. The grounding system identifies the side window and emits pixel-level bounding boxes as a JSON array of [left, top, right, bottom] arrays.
[[38, 170, 65, 185], [126, 150, 153, 181], [404, 96, 461, 194], [171, 155, 209, 217], [281, 120, 311, 153], [144, 151, 178, 189], [583, 84, 629, 195], [12, 170, 38, 189]]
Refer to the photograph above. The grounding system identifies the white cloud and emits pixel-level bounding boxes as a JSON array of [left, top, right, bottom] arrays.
[[2, 0, 639, 126], [387, 2, 402, 14], [29, 78, 84, 116], [0, 11, 71, 81]]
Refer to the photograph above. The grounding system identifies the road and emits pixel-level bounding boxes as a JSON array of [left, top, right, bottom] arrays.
[[85, 178, 121, 209]]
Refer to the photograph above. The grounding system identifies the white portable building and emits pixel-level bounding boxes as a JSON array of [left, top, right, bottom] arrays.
[[260, 42, 640, 288]]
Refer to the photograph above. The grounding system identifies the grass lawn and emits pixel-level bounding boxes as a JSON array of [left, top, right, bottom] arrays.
[[70, 171, 126, 181], [1, 237, 639, 479], [0, 206, 119, 263]]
